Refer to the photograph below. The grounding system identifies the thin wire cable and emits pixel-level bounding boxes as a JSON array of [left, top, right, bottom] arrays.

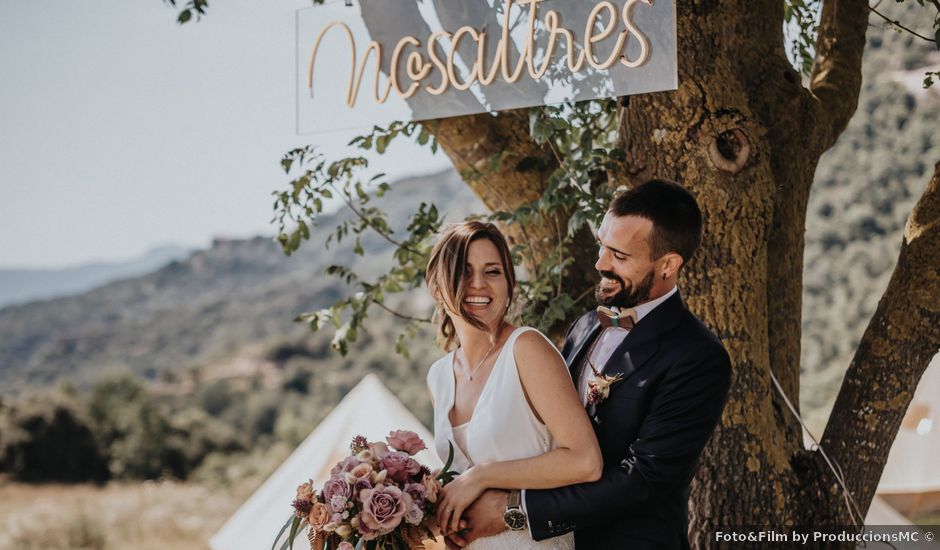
[[767, 371, 867, 528]]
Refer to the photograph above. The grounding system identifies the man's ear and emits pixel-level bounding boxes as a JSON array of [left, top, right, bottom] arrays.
[[660, 253, 683, 280]]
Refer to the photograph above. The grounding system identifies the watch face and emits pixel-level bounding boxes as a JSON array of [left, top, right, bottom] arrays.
[[504, 508, 526, 530]]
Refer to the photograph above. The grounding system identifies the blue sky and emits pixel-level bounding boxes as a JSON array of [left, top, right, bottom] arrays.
[[0, 0, 450, 268]]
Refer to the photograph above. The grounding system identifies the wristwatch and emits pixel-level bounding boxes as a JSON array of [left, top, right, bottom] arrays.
[[503, 490, 527, 531]]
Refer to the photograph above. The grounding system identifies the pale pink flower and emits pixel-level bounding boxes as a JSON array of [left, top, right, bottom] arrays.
[[404, 503, 424, 525], [422, 474, 442, 504], [366, 441, 390, 460], [344, 462, 374, 484], [328, 494, 349, 514], [337, 542, 355, 550]]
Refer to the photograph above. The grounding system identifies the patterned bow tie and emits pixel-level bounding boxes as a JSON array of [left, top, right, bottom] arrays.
[[597, 306, 637, 330]]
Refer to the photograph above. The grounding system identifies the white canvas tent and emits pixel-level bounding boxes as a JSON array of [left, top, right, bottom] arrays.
[[877, 352, 940, 517], [210, 374, 442, 550]]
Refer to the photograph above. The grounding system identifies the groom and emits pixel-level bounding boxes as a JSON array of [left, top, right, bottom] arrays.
[[450, 180, 732, 549]]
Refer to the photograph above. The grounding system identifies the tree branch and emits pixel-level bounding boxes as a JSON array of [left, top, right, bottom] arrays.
[[374, 301, 431, 323], [820, 160, 940, 519], [807, 0, 870, 154], [868, 5, 938, 44]]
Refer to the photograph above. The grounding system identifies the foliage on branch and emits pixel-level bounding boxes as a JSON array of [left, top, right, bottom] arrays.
[[272, 100, 624, 356]]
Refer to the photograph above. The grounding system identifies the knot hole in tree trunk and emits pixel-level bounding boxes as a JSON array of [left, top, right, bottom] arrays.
[[708, 128, 751, 174]]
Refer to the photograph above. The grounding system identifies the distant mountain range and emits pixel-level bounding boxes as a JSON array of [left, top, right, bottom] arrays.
[[0, 245, 194, 309], [0, 170, 479, 392]]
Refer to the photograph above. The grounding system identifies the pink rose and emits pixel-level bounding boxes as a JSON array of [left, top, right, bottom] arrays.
[[386, 430, 427, 456], [380, 451, 421, 483], [337, 543, 355, 550], [307, 502, 330, 530], [359, 485, 412, 535]]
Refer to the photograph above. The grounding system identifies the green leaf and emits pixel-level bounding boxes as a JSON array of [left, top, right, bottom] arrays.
[[177, 9, 192, 23], [442, 441, 455, 474], [272, 514, 294, 550], [376, 135, 390, 154], [288, 516, 301, 550]]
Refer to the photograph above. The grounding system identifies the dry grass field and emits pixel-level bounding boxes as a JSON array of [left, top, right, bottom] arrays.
[[0, 480, 251, 550]]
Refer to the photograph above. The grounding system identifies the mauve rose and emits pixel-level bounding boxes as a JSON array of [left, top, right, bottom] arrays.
[[323, 476, 352, 502], [337, 542, 355, 550], [307, 502, 330, 530], [386, 430, 427, 456], [359, 485, 412, 535], [403, 482, 426, 507], [330, 455, 362, 477], [380, 451, 421, 483]]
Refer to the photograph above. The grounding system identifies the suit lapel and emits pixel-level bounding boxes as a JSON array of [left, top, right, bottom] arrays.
[[564, 315, 602, 380]]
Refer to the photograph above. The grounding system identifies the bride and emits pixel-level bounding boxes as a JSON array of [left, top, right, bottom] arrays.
[[425, 221, 602, 549]]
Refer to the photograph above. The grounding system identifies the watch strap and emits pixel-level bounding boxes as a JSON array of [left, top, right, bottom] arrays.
[[507, 490, 521, 509]]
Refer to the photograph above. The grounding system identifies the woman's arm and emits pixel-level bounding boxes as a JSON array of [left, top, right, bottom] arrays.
[[437, 330, 601, 532]]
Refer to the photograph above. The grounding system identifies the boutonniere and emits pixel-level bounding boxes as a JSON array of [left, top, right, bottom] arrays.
[[586, 361, 623, 406]]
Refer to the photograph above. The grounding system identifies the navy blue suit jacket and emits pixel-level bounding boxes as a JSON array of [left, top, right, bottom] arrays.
[[525, 291, 731, 549]]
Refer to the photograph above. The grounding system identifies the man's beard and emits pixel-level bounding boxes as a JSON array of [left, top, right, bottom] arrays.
[[595, 269, 656, 309]]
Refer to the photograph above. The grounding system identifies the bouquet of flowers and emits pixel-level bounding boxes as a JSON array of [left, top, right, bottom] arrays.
[[274, 430, 458, 550]]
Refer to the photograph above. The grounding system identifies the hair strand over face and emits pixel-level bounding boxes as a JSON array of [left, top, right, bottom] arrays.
[[425, 221, 516, 351]]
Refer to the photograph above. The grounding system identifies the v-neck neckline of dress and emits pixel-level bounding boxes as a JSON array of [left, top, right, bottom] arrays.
[[447, 326, 522, 430]]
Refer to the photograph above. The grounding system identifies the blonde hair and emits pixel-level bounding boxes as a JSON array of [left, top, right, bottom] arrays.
[[425, 221, 516, 351]]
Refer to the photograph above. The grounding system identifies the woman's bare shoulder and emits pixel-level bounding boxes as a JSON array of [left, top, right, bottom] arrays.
[[513, 328, 562, 363]]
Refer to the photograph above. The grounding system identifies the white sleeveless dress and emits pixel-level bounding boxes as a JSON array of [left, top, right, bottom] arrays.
[[427, 327, 576, 550]]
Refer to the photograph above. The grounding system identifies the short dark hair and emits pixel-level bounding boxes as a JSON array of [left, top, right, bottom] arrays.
[[609, 179, 703, 263]]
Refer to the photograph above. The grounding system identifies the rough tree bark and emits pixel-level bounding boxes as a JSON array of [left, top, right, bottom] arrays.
[[422, 0, 940, 546]]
